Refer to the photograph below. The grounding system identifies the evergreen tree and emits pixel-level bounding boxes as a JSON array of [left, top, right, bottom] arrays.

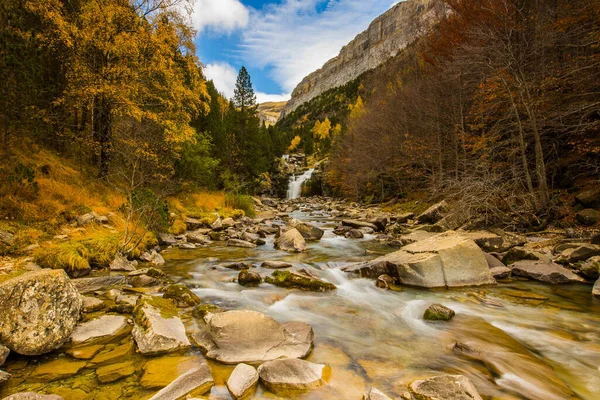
[[233, 66, 257, 114]]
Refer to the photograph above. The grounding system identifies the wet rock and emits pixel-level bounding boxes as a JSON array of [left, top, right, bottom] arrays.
[[82, 296, 106, 313], [0, 345, 9, 366], [178, 243, 196, 250], [0, 370, 10, 384], [186, 230, 209, 244], [89, 341, 134, 366], [132, 296, 191, 356], [370, 217, 389, 232], [593, 277, 600, 297], [417, 201, 448, 224], [0, 270, 82, 356], [558, 244, 600, 263], [228, 239, 257, 248], [1, 394, 63, 400], [575, 188, 600, 207], [424, 304, 455, 321], [162, 284, 202, 307], [275, 228, 307, 252], [66, 344, 104, 360], [511, 260, 585, 284], [345, 229, 364, 239], [238, 270, 262, 286], [224, 262, 252, 270], [409, 375, 482, 400], [31, 358, 87, 382], [261, 261, 292, 269], [115, 293, 138, 312], [141, 355, 204, 389], [192, 303, 222, 319], [363, 388, 393, 400], [193, 310, 313, 364], [333, 225, 353, 236], [129, 274, 158, 287], [376, 274, 396, 290], [258, 358, 328, 392], [109, 253, 137, 272], [266, 270, 336, 291], [71, 315, 130, 346], [140, 250, 165, 266], [490, 266, 512, 279], [577, 209, 600, 226], [290, 219, 324, 241], [72, 275, 127, 294], [227, 363, 259, 399], [96, 361, 135, 383], [342, 220, 378, 231], [579, 256, 600, 280], [148, 364, 214, 400]]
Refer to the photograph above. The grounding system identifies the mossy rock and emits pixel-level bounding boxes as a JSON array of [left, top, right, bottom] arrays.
[[265, 270, 336, 292], [424, 304, 455, 321], [162, 284, 202, 307], [192, 303, 222, 319], [133, 295, 179, 331]]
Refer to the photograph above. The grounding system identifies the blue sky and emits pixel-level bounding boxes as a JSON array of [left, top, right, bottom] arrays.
[[190, 0, 400, 103]]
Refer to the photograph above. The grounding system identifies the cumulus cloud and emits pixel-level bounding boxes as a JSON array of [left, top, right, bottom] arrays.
[[256, 92, 291, 104], [203, 62, 238, 98], [239, 0, 399, 92], [192, 0, 250, 34]]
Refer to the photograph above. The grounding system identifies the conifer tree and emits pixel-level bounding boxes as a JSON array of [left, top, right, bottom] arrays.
[[233, 67, 257, 114]]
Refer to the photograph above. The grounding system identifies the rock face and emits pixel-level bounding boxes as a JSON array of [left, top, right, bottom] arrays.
[[283, 0, 444, 115], [275, 228, 307, 252], [258, 358, 328, 392], [227, 363, 259, 399], [355, 232, 496, 288], [132, 296, 191, 356], [510, 260, 585, 284], [410, 375, 482, 400], [0, 270, 82, 356], [148, 364, 214, 400], [193, 310, 313, 364], [70, 315, 131, 347]]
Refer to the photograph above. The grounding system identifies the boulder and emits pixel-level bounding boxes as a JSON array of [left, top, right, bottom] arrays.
[[577, 209, 600, 226], [511, 260, 585, 284], [0, 270, 82, 356], [409, 375, 482, 400], [96, 361, 136, 383], [289, 219, 324, 241], [158, 233, 178, 246], [140, 250, 165, 266], [192, 310, 313, 364], [185, 217, 202, 230], [72, 275, 127, 294], [424, 304, 455, 321], [417, 201, 448, 224], [275, 228, 307, 252], [70, 315, 131, 346], [185, 230, 209, 244], [593, 277, 600, 297], [485, 254, 512, 279], [261, 261, 292, 269], [363, 388, 393, 400], [370, 217, 389, 232], [266, 270, 336, 292], [0, 345, 9, 366], [355, 232, 496, 288], [82, 296, 106, 313], [575, 188, 600, 207], [148, 364, 214, 400], [238, 270, 262, 286], [227, 239, 257, 249], [211, 217, 223, 231], [2, 394, 63, 400], [227, 363, 259, 399], [558, 244, 600, 263], [342, 220, 378, 231], [0, 370, 10, 384], [459, 232, 505, 252], [501, 247, 548, 266], [258, 358, 328, 392], [345, 229, 364, 239], [178, 243, 196, 250], [132, 296, 191, 356], [162, 284, 202, 307], [579, 256, 600, 280], [109, 253, 136, 272], [222, 218, 236, 228], [394, 213, 415, 224], [224, 262, 252, 270]]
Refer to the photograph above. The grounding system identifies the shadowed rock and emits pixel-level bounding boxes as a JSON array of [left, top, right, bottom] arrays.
[[510, 260, 585, 284]]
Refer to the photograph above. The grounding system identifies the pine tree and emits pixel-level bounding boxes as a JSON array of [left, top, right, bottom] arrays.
[[233, 67, 257, 114]]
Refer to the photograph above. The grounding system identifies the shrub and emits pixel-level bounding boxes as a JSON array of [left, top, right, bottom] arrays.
[[34, 242, 90, 274], [225, 194, 256, 218]]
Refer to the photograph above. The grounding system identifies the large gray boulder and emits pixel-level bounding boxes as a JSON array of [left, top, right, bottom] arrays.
[[191, 310, 313, 364], [289, 219, 324, 241], [109, 253, 136, 272], [227, 363, 259, 399], [148, 364, 214, 400], [132, 296, 191, 356], [410, 375, 482, 400], [0, 270, 82, 355], [70, 315, 131, 347], [275, 228, 307, 252], [510, 260, 585, 284], [258, 358, 328, 392], [353, 232, 496, 288]]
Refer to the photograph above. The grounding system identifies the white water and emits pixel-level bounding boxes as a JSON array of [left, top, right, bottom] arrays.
[[287, 168, 314, 199]]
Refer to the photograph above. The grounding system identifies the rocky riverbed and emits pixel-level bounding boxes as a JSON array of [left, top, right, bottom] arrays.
[[1, 196, 600, 399]]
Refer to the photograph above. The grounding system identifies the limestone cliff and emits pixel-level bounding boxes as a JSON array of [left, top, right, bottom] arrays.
[[283, 0, 444, 116]]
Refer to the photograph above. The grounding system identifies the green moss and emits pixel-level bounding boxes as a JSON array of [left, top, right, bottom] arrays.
[[133, 295, 179, 331], [162, 284, 202, 307], [265, 270, 336, 292], [423, 304, 455, 321]]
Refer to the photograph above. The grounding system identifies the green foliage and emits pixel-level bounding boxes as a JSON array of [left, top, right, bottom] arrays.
[[175, 131, 219, 188], [120, 188, 171, 234], [225, 193, 256, 217]]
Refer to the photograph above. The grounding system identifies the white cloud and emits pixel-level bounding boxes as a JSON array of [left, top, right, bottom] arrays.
[[238, 0, 399, 93], [192, 0, 249, 34], [203, 62, 238, 98], [256, 92, 291, 104]]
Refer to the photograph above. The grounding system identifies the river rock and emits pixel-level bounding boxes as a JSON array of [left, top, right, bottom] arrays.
[[501, 247, 549, 265], [576, 188, 600, 207], [580, 256, 600, 280], [0, 370, 10, 384], [70, 315, 131, 346], [141, 355, 204, 389], [417, 201, 448, 224], [363, 388, 393, 400], [82, 296, 106, 313], [410, 375, 482, 400], [158, 233, 178, 246], [0, 270, 82, 356], [376, 274, 396, 290], [342, 219, 378, 231], [109, 253, 136, 272], [148, 364, 214, 400], [72, 275, 127, 294], [76, 212, 100, 227], [510, 260, 585, 284], [227, 363, 259, 399], [96, 361, 136, 383], [258, 358, 328, 392], [193, 310, 313, 364], [0, 345, 9, 366], [558, 244, 600, 263], [346, 229, 364, 239], [185, 217, 202, 230], [593, 277, 600, 297], [132, 296, 191, 356], [1, 394, 63, 400], [266, 270, 336, 291], [485, 254, 512, 279], [577, 209, 600, 226], [140, 250, 165, 265], [275, 228, 307, 252], [186, 230, 209, 244], [353, 232, 495, 288], [261, 261, 292, 269], [162, 284, 202, 307], [290, 219, 324, 241], [424, 304, 455, 321], [238, 270, 262, 286], [228, 239, 257, 248]]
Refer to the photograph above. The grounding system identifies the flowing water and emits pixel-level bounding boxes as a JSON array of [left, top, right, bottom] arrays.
[[287, 169, 314, 199], [2, 206, 600, 400]]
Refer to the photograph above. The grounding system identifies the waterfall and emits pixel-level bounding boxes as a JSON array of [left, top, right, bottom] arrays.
[[287, 169, 314, 199]]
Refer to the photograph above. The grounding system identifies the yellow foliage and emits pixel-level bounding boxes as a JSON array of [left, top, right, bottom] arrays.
[[34, 242, 90, 274], [288, 136, 301, 152], [312, 118, 332, 141], [349, 96, 366, 120]]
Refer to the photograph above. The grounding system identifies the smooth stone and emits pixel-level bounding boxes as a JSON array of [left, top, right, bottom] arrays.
[[30, 358, 87, 382], [227, 239, 257, 249], [410, 375, 482, 400], [1, 394, 63, 400], [275, 228, 307, 252], [238, 270, 262, 286], [265, 270, 336, 292], [70, 315, 131, 346], [227, 363, 259, 399], [82, 296, 106, 313], [261, 261, 292, 269], [148, 364, 214, 400], [424, 304, 455, 321], [345, 229, 364, 239], [363, 388, 393, 400], [224, 262, 252, 270], [0, 270, 82, 356], [289, 219, 324, 241], [96, 361, 135, 383], [342, 219, 379, 231], [72, 275, 127, 294], [65, 344, 104, 360], [510, 260, 585, 284], [258, 358, 328, 392], [141, 356, 204, 389]]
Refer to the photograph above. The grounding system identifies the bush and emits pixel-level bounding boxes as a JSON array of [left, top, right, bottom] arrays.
[[225, 193, 256, 218], [34, 242, 90, 275]]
